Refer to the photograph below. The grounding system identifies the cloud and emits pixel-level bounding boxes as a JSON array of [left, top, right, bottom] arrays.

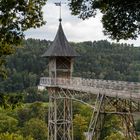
[[62, 14, 107, 41], [25, 1, 140, 46]]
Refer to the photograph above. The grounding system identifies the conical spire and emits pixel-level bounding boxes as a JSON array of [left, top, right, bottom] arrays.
[[42, 21, 78, 57]]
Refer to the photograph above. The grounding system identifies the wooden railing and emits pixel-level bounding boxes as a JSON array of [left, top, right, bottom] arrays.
[[39, 77, 140, 92]]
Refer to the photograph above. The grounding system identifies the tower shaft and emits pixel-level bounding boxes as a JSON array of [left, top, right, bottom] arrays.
[[48, 88, 73, 140]]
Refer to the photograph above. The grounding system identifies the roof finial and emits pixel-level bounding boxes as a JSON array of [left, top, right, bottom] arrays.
[[59, 18, 62, 22], [59, 1, 62, 22], [55, 1, 66, 22]]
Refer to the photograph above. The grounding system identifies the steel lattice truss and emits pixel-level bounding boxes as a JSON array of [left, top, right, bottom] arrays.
[[39, 77, 140, 140]]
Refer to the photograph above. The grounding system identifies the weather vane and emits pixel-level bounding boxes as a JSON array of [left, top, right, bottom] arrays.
[[54, 1, 66, 22]]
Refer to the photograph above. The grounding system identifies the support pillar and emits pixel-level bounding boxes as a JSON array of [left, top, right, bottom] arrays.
[[122, 113, 138, 140], [88, 94, 105, 140], [48, 88, 73, 140]]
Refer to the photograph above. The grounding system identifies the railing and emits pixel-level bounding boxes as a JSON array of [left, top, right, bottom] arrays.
[[39, 77, 140, 92]]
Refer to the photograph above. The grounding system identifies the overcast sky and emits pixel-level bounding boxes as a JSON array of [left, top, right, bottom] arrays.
[[25, 1, 140, 46]]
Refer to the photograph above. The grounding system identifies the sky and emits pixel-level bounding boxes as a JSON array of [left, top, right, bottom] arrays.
[[25, 1, 140, 46]]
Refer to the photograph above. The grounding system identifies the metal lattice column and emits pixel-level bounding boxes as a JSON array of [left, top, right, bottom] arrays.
[[122, 113, 138, 140], [87, 94, 139, 140], [88, 93, 105, 140], [48, 88, 73, 140]]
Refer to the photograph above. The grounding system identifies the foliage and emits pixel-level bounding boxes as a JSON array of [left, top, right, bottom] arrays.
[[0, 132, 34, 140], [0, 93, 23, 109], [0, 99, 138, 139], [0, 39, 48, 93], [0, 114, 18, 133], [17, 102, 48, 126], [73, 102, 92, 123], [0, 102, 48, 139], [0, 39, 140, 139], [1, 39, 140, 93], [136, 119, 140, 132], [28, 102, 48, 121], [0, 0, 47, 77], [22, 118, 48, 140], [104, 132, 126, 140], [74, 40, 140, 82], [69, 0, 140, 40], [73, 114, 88, 140], [24, 87, 49, 103], [101, 114, 122, 139]]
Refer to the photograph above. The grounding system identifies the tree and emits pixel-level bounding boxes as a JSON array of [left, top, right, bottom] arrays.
[[0, 132, 34, 140], [0, 114, 18, 133], [0, 0, 47, 77], [0, 93, 23, 109], [24, 87, 49, 103], [17, 102, 48, 126], [104, 132, 126, 140], [73, 114, 88, 140], [69, 0, 140, 40], [136, 119, 140, 132], [22, 118, 48, 140], [101, 114, 122, 139]]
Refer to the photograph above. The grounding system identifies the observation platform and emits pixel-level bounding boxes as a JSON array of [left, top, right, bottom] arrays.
[[39, 77, 140, 100]]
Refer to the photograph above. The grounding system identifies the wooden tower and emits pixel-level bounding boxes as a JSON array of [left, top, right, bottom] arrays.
[[42, 19, 77, 80], [42, 19, 78, 140]]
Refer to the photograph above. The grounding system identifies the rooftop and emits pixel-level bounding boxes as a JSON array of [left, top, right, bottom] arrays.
[[42, 20, 78, 57]]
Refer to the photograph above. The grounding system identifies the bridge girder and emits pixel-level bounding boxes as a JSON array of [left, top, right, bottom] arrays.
[[47, 87, 140, 140], [88, 94, 140, 140]]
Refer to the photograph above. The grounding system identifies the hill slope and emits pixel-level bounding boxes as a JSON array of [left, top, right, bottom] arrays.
[[0, 39, 140, 93]]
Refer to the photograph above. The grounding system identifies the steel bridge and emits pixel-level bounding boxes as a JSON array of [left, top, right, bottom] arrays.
[[39, 77, 140, 140], [39, 13, 140, 140]]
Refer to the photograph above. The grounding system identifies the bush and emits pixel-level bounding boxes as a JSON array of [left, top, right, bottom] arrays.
[[16, 107, 31, 126], [104, 132, 126, 140], [24, 87, 48, 103], [22, 118, 48, 140], [0, 114, 18, 133], [73, 114, 88, 140], [17, 102, 48, 126], [0, 132, 34, 140]]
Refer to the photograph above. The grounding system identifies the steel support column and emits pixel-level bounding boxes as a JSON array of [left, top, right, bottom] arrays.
[[88, 93, 105, 140], [48, 88, 73, 140], [88, 94, 139, 140]]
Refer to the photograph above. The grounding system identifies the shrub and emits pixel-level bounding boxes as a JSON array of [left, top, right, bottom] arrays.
[[22, 118, 48, 140]]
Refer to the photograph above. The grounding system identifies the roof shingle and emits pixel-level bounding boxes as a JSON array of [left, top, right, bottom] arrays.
[[42, 22, 78, 57]]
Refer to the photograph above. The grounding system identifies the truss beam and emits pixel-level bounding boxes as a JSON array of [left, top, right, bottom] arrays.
[[47, 87, 139, 140]]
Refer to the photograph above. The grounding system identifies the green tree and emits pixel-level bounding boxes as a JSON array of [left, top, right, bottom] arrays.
[[29, 102, 48, 121], [0, 0, 47, 77], [1, 39, 140, 92], [73, 102, 92, 124], [24, 87, 49, 103], [0, 93, 23, 109], [0, 114, 18, 133], [100, 115, 123, 139], [73, 114, 88, 140], [104, 132, 126, 140], [17, 107, 31, 126], [22, 118, 48, 140], [136, 119, 140, 132], [17, 102, 48, 126], [0, 132, 34, 140], [69, 0, 140, 40]]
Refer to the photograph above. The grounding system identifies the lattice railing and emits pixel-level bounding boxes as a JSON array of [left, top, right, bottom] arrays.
[[39, 77, 140, 92]]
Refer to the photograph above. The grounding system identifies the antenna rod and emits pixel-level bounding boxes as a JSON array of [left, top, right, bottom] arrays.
[[60, 1, 61, 21], [54, 2, 62, 22]]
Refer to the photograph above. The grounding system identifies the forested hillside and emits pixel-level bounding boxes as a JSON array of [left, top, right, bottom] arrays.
[[74, 41, 140, 81], [0, 39, 140, 140], [0, 39, 140, 93]]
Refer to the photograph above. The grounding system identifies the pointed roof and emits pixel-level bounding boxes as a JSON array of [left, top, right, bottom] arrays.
[[42, 21, 78, 57]]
